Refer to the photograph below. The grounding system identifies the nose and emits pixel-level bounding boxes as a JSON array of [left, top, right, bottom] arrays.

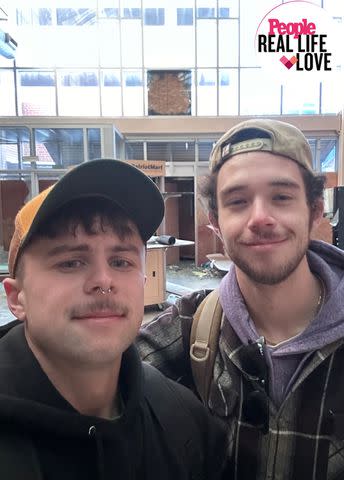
[[84, 261, 116, 295], [247, 198, 276, 231]]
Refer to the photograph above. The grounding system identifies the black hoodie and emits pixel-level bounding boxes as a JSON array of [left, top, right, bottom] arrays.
[[0, 323, 228, 480]]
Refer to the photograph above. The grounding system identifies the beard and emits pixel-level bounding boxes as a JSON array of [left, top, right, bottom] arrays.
[[225, 236, 310, 286]]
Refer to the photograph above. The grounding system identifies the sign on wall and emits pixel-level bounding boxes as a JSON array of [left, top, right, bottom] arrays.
[[127, 160, 166, 177]]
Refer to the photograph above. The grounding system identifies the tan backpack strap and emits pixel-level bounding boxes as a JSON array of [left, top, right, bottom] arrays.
[[190, 289, 223, 403]]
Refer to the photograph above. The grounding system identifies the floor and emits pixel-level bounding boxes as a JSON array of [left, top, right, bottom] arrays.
[[143, 260, 226, 323], [0, 260, 227, 327]]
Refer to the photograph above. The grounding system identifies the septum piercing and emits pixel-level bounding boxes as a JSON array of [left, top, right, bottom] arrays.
[[98, 287, 112, 294]]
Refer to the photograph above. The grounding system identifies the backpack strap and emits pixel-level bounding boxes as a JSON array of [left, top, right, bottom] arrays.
[[0, 430, 42, 479], [190, 289, 223, 404], [143, 362, 204, 479]]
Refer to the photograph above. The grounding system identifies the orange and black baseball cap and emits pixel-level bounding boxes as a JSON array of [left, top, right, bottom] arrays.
[[8, 159, 164, 277]]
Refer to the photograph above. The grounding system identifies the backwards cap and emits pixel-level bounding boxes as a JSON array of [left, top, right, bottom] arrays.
[[9, 158, 164, 277], [209, 118, 314, 172]]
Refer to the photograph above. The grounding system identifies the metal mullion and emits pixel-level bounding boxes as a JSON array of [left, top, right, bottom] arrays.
[[194, 0, 198, 115], [237, 0, 241, 115], [216, 0, 219, 115]]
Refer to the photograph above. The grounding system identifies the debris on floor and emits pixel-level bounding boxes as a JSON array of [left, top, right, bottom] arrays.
[[167, 261, 226, 280]]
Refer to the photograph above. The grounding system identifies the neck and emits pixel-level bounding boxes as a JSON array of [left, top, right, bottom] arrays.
[[27, 339, 121, 418], [236, 258, 323, 345]]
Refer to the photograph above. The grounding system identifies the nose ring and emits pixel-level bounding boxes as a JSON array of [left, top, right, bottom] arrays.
[[98, 287, 112, 294]]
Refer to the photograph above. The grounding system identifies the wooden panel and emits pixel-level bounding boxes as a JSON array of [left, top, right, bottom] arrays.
[[144, 248, 165, 306], [0, 180, 29, 251], [126, 160, 165, 177]]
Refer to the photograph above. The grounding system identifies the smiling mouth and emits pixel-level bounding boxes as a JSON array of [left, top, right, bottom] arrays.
[[244, 239, 286, 247]]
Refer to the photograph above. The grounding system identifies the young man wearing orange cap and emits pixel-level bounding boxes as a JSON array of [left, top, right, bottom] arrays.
[[0, 159, 228, 479], [138, 119, 344, 479]]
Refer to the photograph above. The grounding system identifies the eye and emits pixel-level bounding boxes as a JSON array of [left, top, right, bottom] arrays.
[[56, 259, 85, 271], [273, 194, 292, 202], [110, 258, 133, 269], [224, 198, 247, 208]]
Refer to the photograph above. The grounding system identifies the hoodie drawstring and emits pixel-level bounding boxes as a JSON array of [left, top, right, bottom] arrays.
[[89, 425, 105, 480]]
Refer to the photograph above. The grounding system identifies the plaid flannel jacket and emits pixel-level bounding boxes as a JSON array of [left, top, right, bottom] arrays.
[[137, 290, 344, 480]]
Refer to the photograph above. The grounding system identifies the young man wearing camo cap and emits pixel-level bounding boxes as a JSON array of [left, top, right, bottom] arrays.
[[138, 119, 344, 479]]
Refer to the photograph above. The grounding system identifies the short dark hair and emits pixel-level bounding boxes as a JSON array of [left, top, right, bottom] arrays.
[[34, 197, 140, 240], [200, 157, 326, 220], [15, 197, 142, 278]]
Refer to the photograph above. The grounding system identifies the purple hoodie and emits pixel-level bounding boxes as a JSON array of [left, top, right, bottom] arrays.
[[219, 240, 344, 407]]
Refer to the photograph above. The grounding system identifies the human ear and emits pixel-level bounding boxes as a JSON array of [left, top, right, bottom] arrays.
[[311, 198, 325, 230], [3, 278, 26, 321]]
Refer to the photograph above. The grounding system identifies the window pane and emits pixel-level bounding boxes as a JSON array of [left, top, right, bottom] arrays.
[[87, 128, 101, 160], [16, 8, 32, 26], [320, 139, 337, 172], [18, 71, 56, 116], [122, 8, 141, 19], [198, 141, 214, 161], [99, 20, 121, 67], [144, 8, 164, 25], [15, 24, 99, 68], [125, 72, 142, 86], [197, 69, 217, 115], [17, 8, 52, 26], [125, 142, 144, 160], [56, 8, 96, 26], [144, 5, 195, 68], [0, 127, 30, 169], [103, 71, 121, 87], [122, 70, 143, 115], [121, 20, 142, 67], [177, 8, 193, 25], [38, 8, 52, 26], [219, 68, 238, 115], [101, 69, 122, 116], [321, 75, 342, 114], [239, 0, 274, 66], [147, 142, 170, 161], [0, 70, 15, 115], [308, 139, 317, 169], [196, 20, 216, 67], [19, 71, 54, 87], [240, 69, 281, 115], [99, 8, 119, 18], [56, 8, 92, 26], [197, 8, 215, 18], [219, 7, 230, 18], [58, 71, 100, 115], [171, 142, 195, 162], [282, 80, 320, 115], [61, 72, 98, 86], [219, 19, 239, 66], [220, 0, 239, 17], [34, 128, 84, 167]]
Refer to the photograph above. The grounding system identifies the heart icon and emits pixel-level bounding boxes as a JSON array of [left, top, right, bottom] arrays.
[[280, 55, 298, 69]]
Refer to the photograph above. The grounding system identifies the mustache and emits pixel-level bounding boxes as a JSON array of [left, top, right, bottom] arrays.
[[69, 300, 129, 318], [243, 232, 284, 242]]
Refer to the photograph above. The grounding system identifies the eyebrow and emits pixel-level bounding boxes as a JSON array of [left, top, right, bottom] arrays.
[[46, 243, 141, 257], [219, 178, 301, 198]]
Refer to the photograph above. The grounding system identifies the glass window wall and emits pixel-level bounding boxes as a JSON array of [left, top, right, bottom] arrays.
[[0, 70, 16, 115], [58, 70, 100, 116], [34, 128, 84, 168], [17, 70, 56, 116], [1, 0, 342, 117]]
